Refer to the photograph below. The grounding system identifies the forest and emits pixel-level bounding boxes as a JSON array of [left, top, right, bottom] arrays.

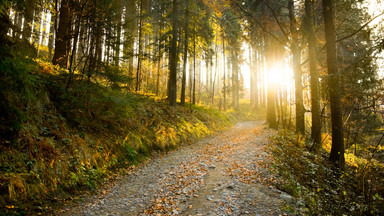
[[0, 0, 384, 215]]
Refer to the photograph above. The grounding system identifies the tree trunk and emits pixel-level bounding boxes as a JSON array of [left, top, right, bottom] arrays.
[[52, 0, 71, 67], [223, 37, 226, 111], [41, 9, 48, 47], [168, 0, 178, 106], [136, 0, 143, 91], [251, 44, 259, 108], [288, 0, 305, 134], [16, 12, 23, 39], [95, 21, 103, 71], [48, 0, 58, 60], [67, 9, 82, 89], [305, 0, 322, 149], [114, 0, 123, 66], [266, 39, 277, 129], [233, 50, 239, 110], [12, 12, 19, 38], [77, 17, 88, 70], [212, 33, 218, 106], [23, 0, 34, 42], [192, 20, 196, 105], [180, 0, 190, 105], [32, 6, 42, 54], [156, 22, 162, 95], [189, 56, 193, 102], [323, 0, 345, 168], [123, 0, 136, 89], [250, 45, 256, 107]]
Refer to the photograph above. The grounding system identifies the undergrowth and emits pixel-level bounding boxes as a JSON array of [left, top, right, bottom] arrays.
[[0, 58, 245, 214], [270, 130, 384, 215]]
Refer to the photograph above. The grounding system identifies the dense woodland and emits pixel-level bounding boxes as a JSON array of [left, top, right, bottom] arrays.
[[1, 0, 384, 214]]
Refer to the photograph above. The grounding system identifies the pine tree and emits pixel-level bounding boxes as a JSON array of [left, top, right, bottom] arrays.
[[323, 0, 345, 168]]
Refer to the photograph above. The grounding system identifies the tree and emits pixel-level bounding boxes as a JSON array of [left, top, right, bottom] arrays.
[[266, 37, 278, 129], [136, 0, 144, 91], [48, 0, 58, 60], [123, 0, 137, 89], [288, 0, 305, 134], [305, 0, 321, 149], [180, 0, 190, 105], [22, 0, 34, 42], [168, 0, 179, 106], [222, 8, 241, 110], [323, 0, 345, 168], [52, 0, 71, 67]]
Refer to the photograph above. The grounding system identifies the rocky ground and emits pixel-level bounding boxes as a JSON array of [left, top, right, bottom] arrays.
[[57, 121, 293, 216]]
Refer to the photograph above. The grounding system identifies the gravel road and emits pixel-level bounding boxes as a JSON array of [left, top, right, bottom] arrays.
[[57, 121, 292, 216]]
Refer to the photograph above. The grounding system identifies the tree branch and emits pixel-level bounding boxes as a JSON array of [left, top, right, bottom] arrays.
[[336, 11, 384, 43], [261, 0, 290, 42], [229, 0, 288, 47]]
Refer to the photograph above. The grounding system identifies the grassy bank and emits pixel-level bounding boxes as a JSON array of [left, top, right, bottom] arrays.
[[269, 130, 384, 215]]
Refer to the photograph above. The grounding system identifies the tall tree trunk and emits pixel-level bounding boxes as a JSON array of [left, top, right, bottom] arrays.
[[323, 0, 345, 168], [77, 18, 87, 70], [277, 87, 282, 126], [168, 0, 178, 106], [48, 0, 58, 60], [95, 21, 103, 71], [306, 0, 322, 148], [180, 0, 190, 105], [288, 0, 305, 134], [52, 0, 71, 67], [192, 20, 196, 105], [250, 44, 254, 107], [12, 12, 19, 38], [123, 0, 136, 89], [16, 12, 23, 39], [156, 22, 162, 96], [88, 28, 96, 76], [114, 0, 123, 66], [258, 45, 264, 108], [212, 33, 218, 106], [67, 9, 82, 89], [23, 0, 34, 42], [251, 43, 259, 108], [41, 9, 48, 47], [206, 56, 209, 103], [136, 0, 144, 91], [105, 28, 111, 65], [32, 5, 42, 55], [232, 50, 239, 110], [266, 39, 277, 129], [223, 37, 226, 111], [189, 56, 193, 102]]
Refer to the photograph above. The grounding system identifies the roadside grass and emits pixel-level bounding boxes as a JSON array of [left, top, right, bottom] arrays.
[[269, 130, 384, 215]]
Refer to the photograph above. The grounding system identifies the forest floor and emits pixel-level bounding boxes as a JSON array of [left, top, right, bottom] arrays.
[[56, 121, 292, 216]]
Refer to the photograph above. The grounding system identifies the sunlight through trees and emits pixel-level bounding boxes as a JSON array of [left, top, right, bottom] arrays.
[[1, 0, 384, 214]]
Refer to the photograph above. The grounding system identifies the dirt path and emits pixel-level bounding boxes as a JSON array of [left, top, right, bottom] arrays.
[[58, 121, 292, 216]]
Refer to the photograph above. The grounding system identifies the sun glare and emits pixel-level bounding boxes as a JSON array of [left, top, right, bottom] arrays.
[[268, 63, 293, 88]]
